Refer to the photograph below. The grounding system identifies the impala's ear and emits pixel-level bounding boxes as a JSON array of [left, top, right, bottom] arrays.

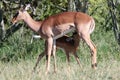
[[20, 4, 31, 12], [25, 4, 31, 11], [19, 5, 26, 12]]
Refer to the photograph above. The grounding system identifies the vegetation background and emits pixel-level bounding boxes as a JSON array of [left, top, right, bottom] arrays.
[[0, 0, 120, 80]]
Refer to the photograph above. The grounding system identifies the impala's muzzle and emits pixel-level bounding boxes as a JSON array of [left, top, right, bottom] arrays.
[[11, 12, 19, 24], [11, 18, 16, 24]]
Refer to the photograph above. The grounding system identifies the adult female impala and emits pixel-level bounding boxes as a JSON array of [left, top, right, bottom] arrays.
[[12, 8, 96, 74], [12, 11, 81, 72]]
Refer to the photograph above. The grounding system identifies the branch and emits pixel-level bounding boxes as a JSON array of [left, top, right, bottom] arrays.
[[52, 5, 66, 11], [1, 23, 22, 41]]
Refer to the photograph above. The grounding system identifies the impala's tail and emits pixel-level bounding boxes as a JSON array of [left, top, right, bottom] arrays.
[[89, 17, 95, 34]]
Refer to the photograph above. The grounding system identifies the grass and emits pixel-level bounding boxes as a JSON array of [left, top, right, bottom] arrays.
[[0, 56, 120, 80], [0, 27, 120, 80]]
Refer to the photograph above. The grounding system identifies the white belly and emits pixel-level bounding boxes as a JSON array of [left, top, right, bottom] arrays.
[[53, 23, 75, 39]]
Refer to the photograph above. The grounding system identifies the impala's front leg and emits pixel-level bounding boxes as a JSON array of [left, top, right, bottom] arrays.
[[33, 51, 45, 72], [45, 37, 53, 75]]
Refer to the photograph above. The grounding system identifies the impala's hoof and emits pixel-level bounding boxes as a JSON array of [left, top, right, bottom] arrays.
[[54, 68, 57, 73], [92, 63, 97, 69], [45, 71, 48, 75]]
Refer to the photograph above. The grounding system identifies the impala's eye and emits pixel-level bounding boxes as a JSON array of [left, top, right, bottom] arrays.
[[13, 12, 19, 18]]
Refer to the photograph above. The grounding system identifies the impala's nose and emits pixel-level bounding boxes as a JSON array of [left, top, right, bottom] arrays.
[[11, 18, 17, 24]]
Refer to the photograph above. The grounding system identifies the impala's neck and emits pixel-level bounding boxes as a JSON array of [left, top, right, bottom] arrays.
[[74, 38, 80, 47], [23, 12, 42, 33], [73, 34, 80, 47]]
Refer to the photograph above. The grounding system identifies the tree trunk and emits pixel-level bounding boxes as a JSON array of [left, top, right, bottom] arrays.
[[107, 0, 120, 45], [67, 0, 76, 11], [67, 0, 89, 13], [0, 9, 5, 40]]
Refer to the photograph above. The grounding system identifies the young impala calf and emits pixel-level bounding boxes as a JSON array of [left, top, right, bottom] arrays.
[[12, 7, 96, 74], [33, 32, 82, 72]]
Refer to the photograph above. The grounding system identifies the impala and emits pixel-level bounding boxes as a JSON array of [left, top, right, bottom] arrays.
[[12, 10, 81, 72], [12, 7, 96, 74], [12, 10, 82, 73], [33, 32, 82, 72]]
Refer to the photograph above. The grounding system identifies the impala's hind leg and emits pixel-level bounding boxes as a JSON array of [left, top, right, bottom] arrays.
[[73, 53, 82, 68], [81, 33, 97, 69], [65, 51, 71, 70], [52, 40, 57, 73]]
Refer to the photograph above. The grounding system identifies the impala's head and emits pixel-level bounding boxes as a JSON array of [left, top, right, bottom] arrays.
[[12, 4, 32, 24], [72, 32, 80, 40], [12, 9, 26, 24]]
